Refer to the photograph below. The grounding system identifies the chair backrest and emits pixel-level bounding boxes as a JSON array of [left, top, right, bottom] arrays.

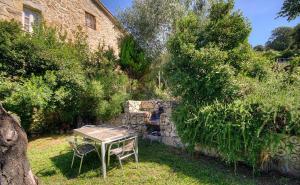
[[67, 136, 80, 154], [121, 137, 136, 153]]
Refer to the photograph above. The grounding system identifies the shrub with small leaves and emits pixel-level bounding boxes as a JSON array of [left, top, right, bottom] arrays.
[[165, 1, 300, 170], [0, 21, 130, 133]]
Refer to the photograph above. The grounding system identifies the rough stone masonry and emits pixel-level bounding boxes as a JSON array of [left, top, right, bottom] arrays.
[[0, 0, 124, 54], [117, 100, 300, 178], [118, 100, 183, 148]]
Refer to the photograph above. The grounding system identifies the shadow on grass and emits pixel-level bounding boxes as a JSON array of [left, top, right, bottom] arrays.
[[35, 169, 57, 177], [138, 140, 300, 185], [50, 150, 101, 179], [137, 140, 242, 185], [47, 138, 299, 185]]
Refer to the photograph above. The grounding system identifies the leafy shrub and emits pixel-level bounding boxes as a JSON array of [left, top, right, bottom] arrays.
[[165, 1, 300, 170], [81, 46, 130, 120], [119, 35, 150, 79], [0, 21, 130, 133]]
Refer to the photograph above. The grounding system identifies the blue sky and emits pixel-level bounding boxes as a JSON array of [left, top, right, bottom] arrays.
[[101, 0, 300, 46]]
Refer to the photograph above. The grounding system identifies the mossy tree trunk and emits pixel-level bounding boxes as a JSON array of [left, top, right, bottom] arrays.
[[0, 103, 38, 185]]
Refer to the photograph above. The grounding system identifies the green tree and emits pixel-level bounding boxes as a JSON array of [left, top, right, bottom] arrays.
[[265, 26, 293, 51], [278, 0, 300, 21], [118, 0, 208, 57], [253, 45, 265, 51], [118, 0, 211, 99], [202, 0, 251, 50], [166, 0, 251, 105], [119, 35, 149, 79], [165, 0, 300, 169], [291, 23, 300, 50]]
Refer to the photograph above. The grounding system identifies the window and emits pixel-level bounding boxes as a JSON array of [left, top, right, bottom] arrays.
[[85, 12, 96, 30], [22, 7, 41, 32]]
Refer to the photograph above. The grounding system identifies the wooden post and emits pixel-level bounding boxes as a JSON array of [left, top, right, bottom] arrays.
[[158, 71, 161, 89]]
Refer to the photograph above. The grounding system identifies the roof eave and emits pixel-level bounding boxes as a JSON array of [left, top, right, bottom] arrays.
[[93, 0, 126, 34]]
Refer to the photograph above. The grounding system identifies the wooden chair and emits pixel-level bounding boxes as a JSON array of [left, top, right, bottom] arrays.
[[107, 136, 138, 169], [67, 136, 100, 174]]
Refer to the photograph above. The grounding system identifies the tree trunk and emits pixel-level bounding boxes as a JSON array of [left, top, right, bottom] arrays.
[[0, 103, 38, 185]]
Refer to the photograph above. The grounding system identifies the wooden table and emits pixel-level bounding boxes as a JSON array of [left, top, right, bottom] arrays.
[[73, 125, 138, 178]]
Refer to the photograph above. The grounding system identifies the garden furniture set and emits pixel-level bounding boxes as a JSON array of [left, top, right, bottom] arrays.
[[68, 125, 138, 178]]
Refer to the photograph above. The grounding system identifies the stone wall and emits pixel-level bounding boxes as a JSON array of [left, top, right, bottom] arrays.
[[100, 100, 300, 177], [0, 0, 123, 55], [160, 113, 183, 148], [121, 101, 300, 177], [263, 136, 300, 177], [194, 135, 300, 177], [120, 100, 183, 148]]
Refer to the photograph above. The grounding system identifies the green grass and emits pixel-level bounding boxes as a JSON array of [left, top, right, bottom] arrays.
[[28, 135, 297, 185]]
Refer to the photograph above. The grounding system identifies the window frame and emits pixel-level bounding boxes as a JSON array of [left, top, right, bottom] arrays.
[[22, 6, 42, 32], [85, 11, 96, 30]]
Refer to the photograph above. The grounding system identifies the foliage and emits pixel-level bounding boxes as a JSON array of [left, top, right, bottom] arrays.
[[278, 0, 300, 21], [3, 72, 68, 132], [253, 45, 264, 52], [0, 21, 130, 133], [88, 47, 130, 120], [291, 23, 300, 51], [119, 35, 149, 79], [203, 0, 251, 50], [165, 1, 300, 170], [166, 0, 251, 104], [118, 0, 209, 58], [263, 24, 300, 58], [265, 27, 294, 51], [118, 0, 212, 99], [260, 50, 281, 61]]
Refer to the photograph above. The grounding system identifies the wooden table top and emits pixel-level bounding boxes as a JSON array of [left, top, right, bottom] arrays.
[[73, 125, 137, 143]]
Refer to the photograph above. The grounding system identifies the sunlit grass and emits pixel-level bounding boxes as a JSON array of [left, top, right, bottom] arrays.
[[28, 135, 294, 185]]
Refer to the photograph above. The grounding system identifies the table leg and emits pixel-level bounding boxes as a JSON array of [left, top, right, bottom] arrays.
[[135, 136, 139, 163], [101, 142, 107, 178]]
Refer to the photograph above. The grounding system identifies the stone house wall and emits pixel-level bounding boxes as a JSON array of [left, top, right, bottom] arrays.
[[0, 0, 123, 55]]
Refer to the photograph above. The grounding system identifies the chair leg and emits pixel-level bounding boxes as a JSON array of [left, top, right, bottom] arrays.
[[79, 156, 84, 175], [94, 143, 101, 160], [96, 149, 101, 160], [134, 152, 138, 163], [71, 152, 75, 168], [107, 154, 111, 167], [118, 156, 123, 170]]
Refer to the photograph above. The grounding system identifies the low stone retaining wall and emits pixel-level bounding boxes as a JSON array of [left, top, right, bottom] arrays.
[[110, 100, 300, 177], [264, 136, 300, 177], [194, 136, 300, 177]]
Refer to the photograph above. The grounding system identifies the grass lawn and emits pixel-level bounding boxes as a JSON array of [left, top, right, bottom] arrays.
[[28, 135, 298, 185]]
